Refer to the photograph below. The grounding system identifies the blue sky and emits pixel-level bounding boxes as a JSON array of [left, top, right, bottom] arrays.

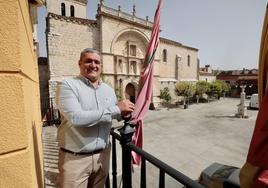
[[38, 0, 268, 70]]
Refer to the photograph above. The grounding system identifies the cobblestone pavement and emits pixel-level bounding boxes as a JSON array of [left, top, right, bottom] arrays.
[[43, 125, 59, 188]]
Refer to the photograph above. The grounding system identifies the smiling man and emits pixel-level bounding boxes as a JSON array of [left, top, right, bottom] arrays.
[[56, 48, 135, 188]]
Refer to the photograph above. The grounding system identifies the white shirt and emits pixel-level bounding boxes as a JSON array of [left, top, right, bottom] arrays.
[[56, 75, 121, 152]]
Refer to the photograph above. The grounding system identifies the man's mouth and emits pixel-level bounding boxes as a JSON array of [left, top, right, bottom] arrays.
[[87, 68, 98, 73]]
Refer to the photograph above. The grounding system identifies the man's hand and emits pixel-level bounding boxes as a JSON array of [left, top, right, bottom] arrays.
[[117, 99, 135, 116]]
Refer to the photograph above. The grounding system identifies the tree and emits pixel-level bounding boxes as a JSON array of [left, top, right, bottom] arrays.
[[207, 80, 230, 100], [159, 87, 172, 105], [221, 81, 231, 98], [115, 87, 123, 101], [195, 80, 209, 103], [175, 81, 196, 109], [208, 80, 222, 100]]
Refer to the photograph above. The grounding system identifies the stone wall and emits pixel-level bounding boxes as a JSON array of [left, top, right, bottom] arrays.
[[47, 15, 99, 97], [199, 75, 216, 83], [46, 0, 87, 18], [159, 39, 198, 81], [0, 0, 44, 187]]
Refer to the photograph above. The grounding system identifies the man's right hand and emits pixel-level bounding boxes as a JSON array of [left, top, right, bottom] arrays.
[[117, 99, 135, 116]]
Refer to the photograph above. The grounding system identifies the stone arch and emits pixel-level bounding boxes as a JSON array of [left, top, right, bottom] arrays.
[[125, 82, 137, 103], [111, 28, 149, 58]]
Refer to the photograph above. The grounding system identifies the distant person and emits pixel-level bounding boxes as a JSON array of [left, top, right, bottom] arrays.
[[56, 48, 135, 188]]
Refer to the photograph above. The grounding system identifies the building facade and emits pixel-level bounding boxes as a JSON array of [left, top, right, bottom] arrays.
[[199, 65, 216, 83], [217, 69, 258, 97], [0, 0, 44, 187], [46, 0, 199, 105]]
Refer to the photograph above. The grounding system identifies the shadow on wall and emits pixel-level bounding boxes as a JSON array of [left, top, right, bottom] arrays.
[[32, 122, 44, 188]]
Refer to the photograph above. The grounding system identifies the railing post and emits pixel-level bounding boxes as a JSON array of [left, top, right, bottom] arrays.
[[118, 119, 135, 188]]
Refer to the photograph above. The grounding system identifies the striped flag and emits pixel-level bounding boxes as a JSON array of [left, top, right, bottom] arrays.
[[240, 3, 268, 188], [131, 0, 163, 165]]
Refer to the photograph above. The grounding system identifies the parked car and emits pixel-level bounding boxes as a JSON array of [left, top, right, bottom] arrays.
[[249, 93, 259, 109]]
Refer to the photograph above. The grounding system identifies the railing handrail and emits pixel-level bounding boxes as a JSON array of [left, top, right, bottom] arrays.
[[128, 143, 205, 188], [110, 128, 122, 141], [110, 127, 205, 188]]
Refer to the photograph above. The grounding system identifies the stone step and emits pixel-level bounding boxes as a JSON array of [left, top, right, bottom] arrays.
[[42, 139, 58, 143], [43, 143, 59, 146], [43, 151, 59, 157], [43, 147, 59, 151], [44, 167, 59, 173], [44, 158, 58, 164], [43, 151, 59, 156], [44, 155, 59, 161], [44, 162, 58, 169]]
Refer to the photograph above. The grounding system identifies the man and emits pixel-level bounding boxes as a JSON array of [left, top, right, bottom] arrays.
[[56, 48, 135, 188]]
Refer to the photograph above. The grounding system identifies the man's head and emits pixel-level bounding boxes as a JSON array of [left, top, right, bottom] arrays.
[[79, 48, 102, 83]]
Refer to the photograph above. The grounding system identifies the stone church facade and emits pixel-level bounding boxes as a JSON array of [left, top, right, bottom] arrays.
[[46, 0, 199, 106]]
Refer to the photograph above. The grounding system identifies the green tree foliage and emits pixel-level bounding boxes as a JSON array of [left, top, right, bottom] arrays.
[[175, 81, 196, 98], [221, 81, 231, 97], [175, 81, 196, 108], [196, 81, 209, 96], [159, 87, 172, 103], [195, 80, 210, 103], [208, 80, 231, 99], [208, 80, 222, 99], [115, 87, 123, 101]]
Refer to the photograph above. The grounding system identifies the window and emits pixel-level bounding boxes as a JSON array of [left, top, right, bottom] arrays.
[[187, 55, 190, 67], [163, 49, 167, 62], [61, 3, 66, 16], [130, 45, 136, 57], [70, 5, 75, 17]]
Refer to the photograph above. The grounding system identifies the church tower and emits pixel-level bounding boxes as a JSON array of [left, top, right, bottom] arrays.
[[46, 0, 87, 19]]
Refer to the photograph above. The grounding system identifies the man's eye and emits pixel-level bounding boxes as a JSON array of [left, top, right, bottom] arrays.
[[84, 60, 100, 64]]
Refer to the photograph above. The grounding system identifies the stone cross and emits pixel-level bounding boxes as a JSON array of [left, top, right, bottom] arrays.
[[133, 4, 136, 16]]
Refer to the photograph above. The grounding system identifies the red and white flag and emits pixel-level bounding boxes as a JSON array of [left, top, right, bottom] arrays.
[[131, 0, 163, 165]]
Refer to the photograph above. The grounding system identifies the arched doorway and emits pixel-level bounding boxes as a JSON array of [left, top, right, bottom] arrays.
[[125, 83, 136, 103]]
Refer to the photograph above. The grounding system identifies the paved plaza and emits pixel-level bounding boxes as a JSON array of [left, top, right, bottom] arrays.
[[138, 98, 257, 187], [43, 98, 258, 187]]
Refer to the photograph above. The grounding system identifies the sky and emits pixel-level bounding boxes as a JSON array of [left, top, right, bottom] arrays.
[[37, 0, 268, 70]]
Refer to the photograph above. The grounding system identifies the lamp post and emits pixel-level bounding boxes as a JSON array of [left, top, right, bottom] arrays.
[[235, 84, 248, 118]]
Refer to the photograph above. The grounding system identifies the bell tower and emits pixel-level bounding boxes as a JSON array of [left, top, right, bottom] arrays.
[[46, 0, 87, 19]]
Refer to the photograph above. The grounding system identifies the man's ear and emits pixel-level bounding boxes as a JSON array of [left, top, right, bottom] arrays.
[[78, 60, 81, 66]]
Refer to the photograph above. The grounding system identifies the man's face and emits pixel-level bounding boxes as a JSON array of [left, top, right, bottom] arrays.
[[79, 52, 102, 83]]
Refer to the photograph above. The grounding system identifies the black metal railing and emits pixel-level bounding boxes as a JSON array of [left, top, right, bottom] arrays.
[[106, 120, 205, 188]]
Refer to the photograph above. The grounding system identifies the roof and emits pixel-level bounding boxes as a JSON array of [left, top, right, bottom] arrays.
[[218, 69, 258, 76], [160, 37, 198, 51], [48, 13, 97, 26]]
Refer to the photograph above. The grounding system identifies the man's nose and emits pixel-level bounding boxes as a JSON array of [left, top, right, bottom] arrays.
[[89, 61, 98, 67]]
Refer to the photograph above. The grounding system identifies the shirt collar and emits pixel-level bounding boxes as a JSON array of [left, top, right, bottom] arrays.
[[78, 75, 102, 87]]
